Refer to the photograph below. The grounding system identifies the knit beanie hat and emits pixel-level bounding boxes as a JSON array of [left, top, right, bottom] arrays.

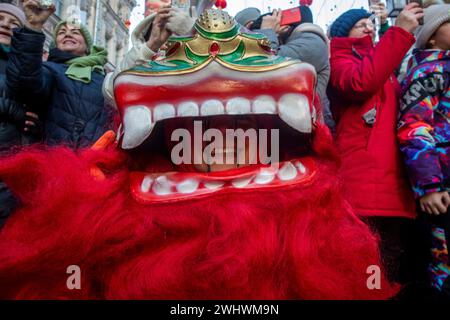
[[329, 9, 371, 38], [52, 20, 94, 53], [235, 7, 261, 26], [0, 3, 26, 26], [415, 4, 450, 49], [299, 6, 313, 24]]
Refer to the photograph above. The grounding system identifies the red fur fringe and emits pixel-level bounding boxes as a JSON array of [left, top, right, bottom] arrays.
[[0, 127, 398, 299]]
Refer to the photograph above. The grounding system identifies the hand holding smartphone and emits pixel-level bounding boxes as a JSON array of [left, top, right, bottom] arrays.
[[407, 0, 423, 25], [280, 8, 302, 26]]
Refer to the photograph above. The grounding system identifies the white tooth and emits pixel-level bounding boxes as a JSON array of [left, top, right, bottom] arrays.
[[296, 161, 306, 174], [153, 103, 176, 122], [141, 176, 153, 193], [254, 169, 276, 185], [278, 94, 312, 133], [252, 95, 276, 114], [232, 177, 253, 188], [201, 100, 225, 116], [178, 101, 200, 117], [204, 181, 225, 190], [226, 97, 251, 115], [152, 176, 172, 196], [122, 106, 153, 150], [176, 179, 200, 194], [278, 162, 298, 181]]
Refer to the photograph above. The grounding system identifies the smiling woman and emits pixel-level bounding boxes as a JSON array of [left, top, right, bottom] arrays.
[[4, 0, 113, 149], [55, 23, 89, 57]]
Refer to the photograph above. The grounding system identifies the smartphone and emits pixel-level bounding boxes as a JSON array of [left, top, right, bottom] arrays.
[[387, 0, 423, 23], [280, 8, 302, 26]]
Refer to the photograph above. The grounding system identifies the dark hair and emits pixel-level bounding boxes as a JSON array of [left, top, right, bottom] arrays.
[[249, 12, 272, 30], [299, 6, 313, 24]]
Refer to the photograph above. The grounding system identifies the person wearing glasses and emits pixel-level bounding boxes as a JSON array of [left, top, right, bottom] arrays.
[[328, 3, 427, 296]]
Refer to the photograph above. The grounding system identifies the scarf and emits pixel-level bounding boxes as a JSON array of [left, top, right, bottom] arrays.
[[48, 46, 108, 84]]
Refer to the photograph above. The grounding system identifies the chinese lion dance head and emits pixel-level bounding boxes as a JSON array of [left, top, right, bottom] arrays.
[[0, 8, 398, 300]]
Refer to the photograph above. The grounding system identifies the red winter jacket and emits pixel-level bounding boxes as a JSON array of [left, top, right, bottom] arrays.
[[329, 27, 416, 219]]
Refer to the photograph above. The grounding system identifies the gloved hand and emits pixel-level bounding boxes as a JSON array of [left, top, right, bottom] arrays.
[[89, 130, 117, 181], [166, 7, 196, 36]]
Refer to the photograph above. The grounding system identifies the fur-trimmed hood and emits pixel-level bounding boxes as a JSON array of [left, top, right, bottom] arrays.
[[131, 14, 156, 47]]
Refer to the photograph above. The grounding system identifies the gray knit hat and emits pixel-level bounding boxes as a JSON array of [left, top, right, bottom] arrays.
[[235, 8, 261, 27], [416, 4, 450, 49], [0, 3, 26, 26]]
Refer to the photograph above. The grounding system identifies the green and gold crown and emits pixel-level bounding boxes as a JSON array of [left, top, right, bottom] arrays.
[[126, 9, 298, 76]]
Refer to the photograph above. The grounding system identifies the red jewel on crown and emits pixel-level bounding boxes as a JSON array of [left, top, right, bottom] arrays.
[[215, 0, 227, 9], [209, 42, 220, 56]]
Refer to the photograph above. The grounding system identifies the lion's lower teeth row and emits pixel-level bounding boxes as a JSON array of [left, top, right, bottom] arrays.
[[140, 161, 308, 196]]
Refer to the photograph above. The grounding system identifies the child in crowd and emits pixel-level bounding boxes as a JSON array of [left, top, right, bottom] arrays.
[[398, 4, 450, 297]]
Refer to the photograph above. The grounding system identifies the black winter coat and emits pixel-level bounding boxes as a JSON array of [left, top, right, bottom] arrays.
[[6, 27, 110, 149], [0, 46, 40, 230], [0, 48, 40, 151]]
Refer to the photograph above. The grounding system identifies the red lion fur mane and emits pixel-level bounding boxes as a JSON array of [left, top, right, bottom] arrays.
[[0, 125, 398, 299]]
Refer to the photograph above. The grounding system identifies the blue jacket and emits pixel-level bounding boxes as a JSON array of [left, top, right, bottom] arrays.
[[6, 27, 110, 149]]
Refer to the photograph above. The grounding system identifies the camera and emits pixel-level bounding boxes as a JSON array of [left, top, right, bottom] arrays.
[[385, 0, 423, 17]]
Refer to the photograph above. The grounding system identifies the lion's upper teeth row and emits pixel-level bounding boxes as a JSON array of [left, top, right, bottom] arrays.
[[121, 94, 312, 149]]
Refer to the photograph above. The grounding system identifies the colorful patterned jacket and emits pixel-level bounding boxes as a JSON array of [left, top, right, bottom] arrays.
[[398, 50, 450, 198]]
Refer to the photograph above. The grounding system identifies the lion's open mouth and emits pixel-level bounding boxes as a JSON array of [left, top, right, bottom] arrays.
[[115, 61, 316, 149], [113, 14, 318, 201], [121, 112, 317, 202]]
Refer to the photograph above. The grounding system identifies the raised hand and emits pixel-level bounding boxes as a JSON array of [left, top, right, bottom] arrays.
[[146, 5, 172, 53], [261, 9, 282, 33], [23, 0, 56, 31], [395, 2, 424, 34], [370, 2, 388, 25]]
